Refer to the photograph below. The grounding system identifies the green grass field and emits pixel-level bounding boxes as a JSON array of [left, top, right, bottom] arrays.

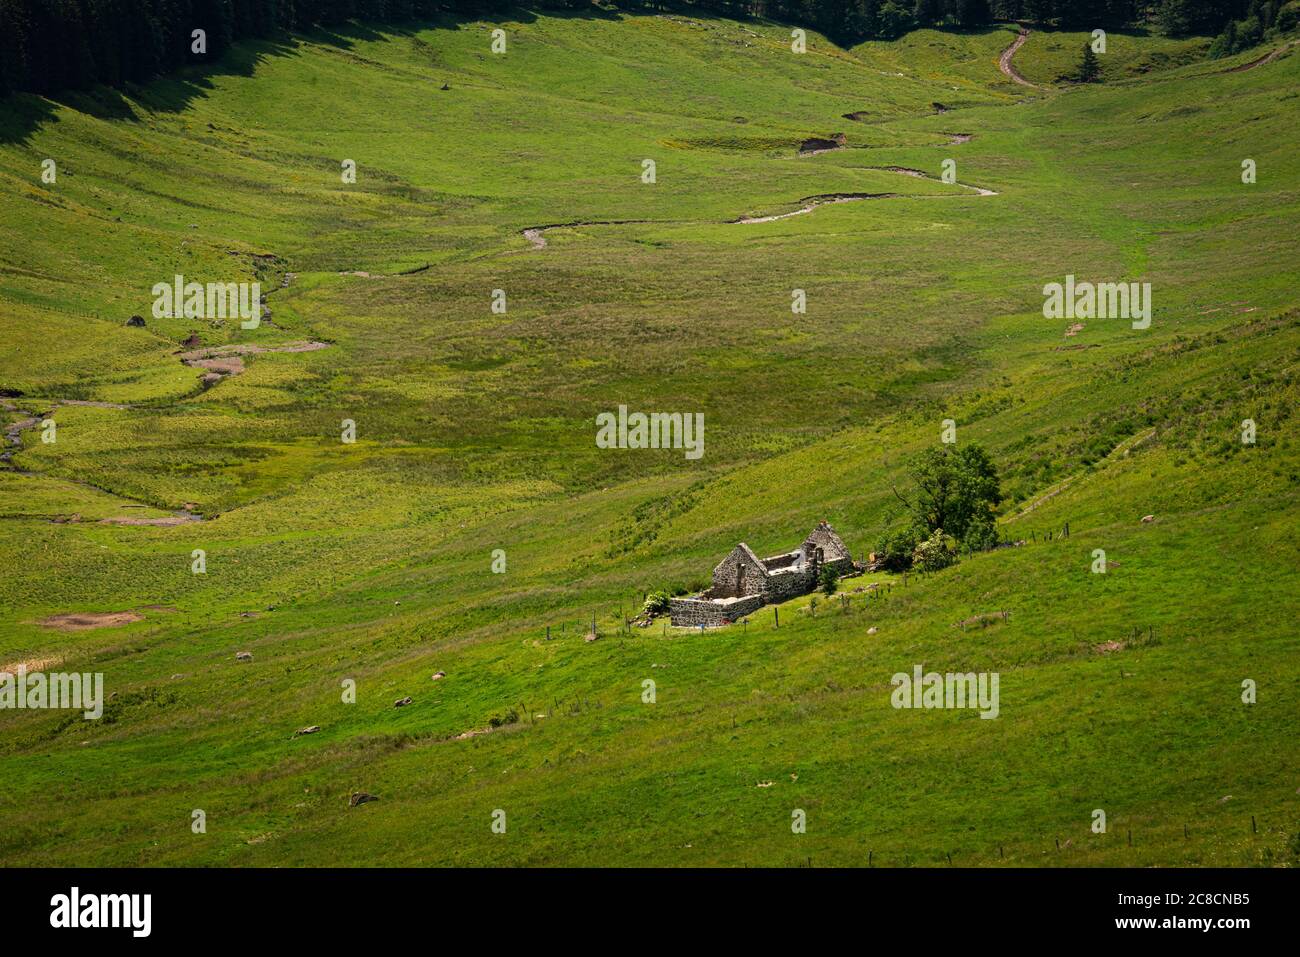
[[1, 10, 1298, 867]]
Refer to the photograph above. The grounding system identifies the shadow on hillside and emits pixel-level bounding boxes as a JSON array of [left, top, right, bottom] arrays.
[[0, 6, 650, 144]]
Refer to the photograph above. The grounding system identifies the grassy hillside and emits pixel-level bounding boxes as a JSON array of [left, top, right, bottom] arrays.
[[0, 12, 1297, 866], [1010, 27, 1211, 84]]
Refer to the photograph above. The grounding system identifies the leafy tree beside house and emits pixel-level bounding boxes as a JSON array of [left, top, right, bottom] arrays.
[[876, 444, 1003, 570]]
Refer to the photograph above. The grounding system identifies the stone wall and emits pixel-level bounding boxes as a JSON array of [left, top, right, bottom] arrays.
[[669, 593, 766, 627], [711, 543, 769, 599], [763, 566, 816, 603]]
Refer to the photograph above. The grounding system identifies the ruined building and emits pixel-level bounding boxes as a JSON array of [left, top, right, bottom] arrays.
[[668, 521, 855, 627]]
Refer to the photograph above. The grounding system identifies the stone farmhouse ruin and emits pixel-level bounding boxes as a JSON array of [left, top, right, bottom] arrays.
[[669, 521, 855, 627]]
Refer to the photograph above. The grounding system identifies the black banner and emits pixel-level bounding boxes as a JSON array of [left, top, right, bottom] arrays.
[[0, 867, 1283, 942]]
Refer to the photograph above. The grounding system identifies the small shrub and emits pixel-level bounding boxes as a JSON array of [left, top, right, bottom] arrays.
[[876, 527, 920, 571], [642, 590, 671, 617], [818, 565, 839, 596], [912, 528, 959, 573]]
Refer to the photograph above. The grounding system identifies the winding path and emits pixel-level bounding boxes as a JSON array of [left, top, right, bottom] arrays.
[[522, 164, 996, 245], [998, 28, 1037, 88], [1225, 38, 1299, 72]]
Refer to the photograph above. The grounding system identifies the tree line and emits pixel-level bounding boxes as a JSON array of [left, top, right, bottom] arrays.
[[0, 0, 1271, 97]]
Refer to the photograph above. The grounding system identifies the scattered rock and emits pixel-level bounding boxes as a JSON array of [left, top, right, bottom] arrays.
[[431, 671, 445, 680], [584, 632, 599, 642], [292, 725, 320, 738], [1141, 514, 1155, 523], [349, 791, 378, 807], [394, 696, 412, 708], [867, 626, 878, 635], [125, 315, 146, 328], [235, 651, 253, 662]]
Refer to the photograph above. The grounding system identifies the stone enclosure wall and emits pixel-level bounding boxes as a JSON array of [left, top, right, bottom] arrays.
[[668, 593, 766, 627], [764, 566, 817, 603]]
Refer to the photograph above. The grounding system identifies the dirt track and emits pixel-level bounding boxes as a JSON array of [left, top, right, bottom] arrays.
[[998, 29, 1036, 88], [1226, 39, 1299, 72]]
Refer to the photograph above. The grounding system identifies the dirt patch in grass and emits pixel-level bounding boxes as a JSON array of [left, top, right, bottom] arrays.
[[39, 611, 144, 631], [1, 654, 65, 672], [98, 514, 200, 526], [178, 340, 329, 362], [189, 356, 245, 376], [179, 340, 330, 388]]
